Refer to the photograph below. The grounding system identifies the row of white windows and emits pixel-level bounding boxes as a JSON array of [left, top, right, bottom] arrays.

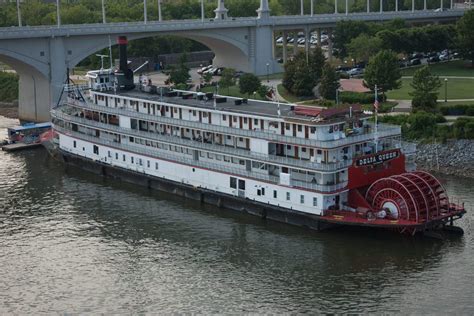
[[230, 177, 317, 207], [129, 136, 247, 165], [262, 188, 318, 206]]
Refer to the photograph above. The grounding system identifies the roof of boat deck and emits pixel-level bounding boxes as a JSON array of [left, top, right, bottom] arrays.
[[101, 88, 368, 125]]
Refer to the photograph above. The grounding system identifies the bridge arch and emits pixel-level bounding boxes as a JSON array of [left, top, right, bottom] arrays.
[[0, 54, 51, 122], [67, 28, 252, 74]]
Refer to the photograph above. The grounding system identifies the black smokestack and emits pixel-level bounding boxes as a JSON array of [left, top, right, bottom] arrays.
[[116, 36, 135, 90], [118, 36, 128, 72]]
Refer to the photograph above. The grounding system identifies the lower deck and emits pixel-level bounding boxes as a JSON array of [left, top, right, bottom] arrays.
[[53, 135, 466, 236]]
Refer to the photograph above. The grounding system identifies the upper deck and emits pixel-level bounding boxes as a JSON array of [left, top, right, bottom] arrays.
[[65, 84, 402, 150], [102, 87, 369, 126]]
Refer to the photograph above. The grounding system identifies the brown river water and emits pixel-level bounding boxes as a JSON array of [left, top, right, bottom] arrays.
[[1, 116, 473, 314]]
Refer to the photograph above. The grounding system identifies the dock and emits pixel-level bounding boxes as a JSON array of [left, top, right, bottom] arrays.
[[1, 142, 42, 152]]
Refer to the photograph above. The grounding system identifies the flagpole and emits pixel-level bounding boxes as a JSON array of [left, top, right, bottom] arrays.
[[374, 84, 379, 153]]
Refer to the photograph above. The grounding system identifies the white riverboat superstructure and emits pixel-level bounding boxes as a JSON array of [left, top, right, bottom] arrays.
[[49, 36, 465, 235]]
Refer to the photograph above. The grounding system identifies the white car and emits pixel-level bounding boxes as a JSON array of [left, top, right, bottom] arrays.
[[439, 53, 449, 61], [276, 36, 283, 44], [347, 68, 364, 77]]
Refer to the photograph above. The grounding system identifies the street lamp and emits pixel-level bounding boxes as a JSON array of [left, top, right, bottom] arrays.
[[445, 78, 448, 103], [266, 63, 270, 83], [16, 0, 22, 27]]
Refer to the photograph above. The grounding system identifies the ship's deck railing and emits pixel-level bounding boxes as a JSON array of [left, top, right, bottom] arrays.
[[65, 98, 401, 150], [53, 124, 348, 193], [53, 107, 352, 173]]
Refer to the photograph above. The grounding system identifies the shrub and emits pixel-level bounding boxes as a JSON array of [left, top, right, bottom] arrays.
[[439, 104, 474, 116], [340, 91, 385, 104], [466, 107, 474, 116]]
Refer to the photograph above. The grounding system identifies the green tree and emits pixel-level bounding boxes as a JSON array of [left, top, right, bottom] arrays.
[[0, 71, 19, 102], [363, 50, 402, 97], [347, 34, 383, 63], [333, 20, 372, 59], [409, 66, 441, 112], [319, 63, 340, 100], [282, 48, 326, 97], [457, 10, 474, 67], [257, 85, 269, 98], [239, 73, 261, 97], [219, 68, 236, 93], [203, 72, 213, 85], [168, 53, 190, 86]]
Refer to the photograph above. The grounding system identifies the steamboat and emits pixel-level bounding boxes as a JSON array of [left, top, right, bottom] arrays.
[[48, 36, 466, 236]]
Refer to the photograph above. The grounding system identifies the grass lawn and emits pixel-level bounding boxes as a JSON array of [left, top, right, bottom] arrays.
[[201, 85, 266, 101], [258, 72, 284, 81], [401, 60, 474, 77], [387, 78, 474, 100]]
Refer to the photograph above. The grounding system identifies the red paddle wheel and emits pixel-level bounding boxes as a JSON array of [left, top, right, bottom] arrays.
[[365, 171, 449, 223]]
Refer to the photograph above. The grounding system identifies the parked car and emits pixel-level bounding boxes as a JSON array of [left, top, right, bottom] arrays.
[[439, 52, 450, 61], [336, 65, 351, 73], [411, 53, 424, 59], [428, 55, 440, 63], [409, 58, 422, 66], [197, 65, 212, 74], [347, 68, 364, 77], [275, 36, 283, 44]]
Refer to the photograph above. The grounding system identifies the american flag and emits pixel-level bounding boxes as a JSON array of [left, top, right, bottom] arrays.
[[374, 99, 379, 111]]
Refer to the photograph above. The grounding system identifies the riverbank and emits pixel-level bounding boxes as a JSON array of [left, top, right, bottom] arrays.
[[0, 101, 18, 119], [415, 139, 474, 179]]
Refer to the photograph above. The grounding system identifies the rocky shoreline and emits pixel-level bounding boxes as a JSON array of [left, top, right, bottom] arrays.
[[415, 139, 474, 179], [0, 101, 18, 119]]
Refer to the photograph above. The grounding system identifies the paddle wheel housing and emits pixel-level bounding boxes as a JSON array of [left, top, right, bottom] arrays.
[[365, 171, 449, 223]]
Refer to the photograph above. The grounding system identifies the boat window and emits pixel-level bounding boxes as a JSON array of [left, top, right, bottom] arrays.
[[300, 195, 305, 204], [298, 125, 302, 132], [73, 141, 76, 148], [286, 192, 290, 201], [230, 177, 237, 189], [223, 115, 227, 121], [313, 197, 318, 207], [261, 188, 265, 195], [238, 180, 246, 190], [155, 162, 159, 170], [93, 145, 99, 155], [273, 190, 277, 198]]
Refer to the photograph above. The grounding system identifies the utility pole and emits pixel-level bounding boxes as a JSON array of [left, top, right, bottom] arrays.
[[102, 0, 106, 24], [144, 0, 148, 24], [301, 0, 304, 15], [16, 0, 22, 27], [311, 0, 314, 16], [201, 0, 205, 21], [158, 0, 162, 21], [56, 0, 61, 27]]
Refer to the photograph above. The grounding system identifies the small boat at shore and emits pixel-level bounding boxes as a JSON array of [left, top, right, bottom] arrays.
[[1, 122, 51, 152]]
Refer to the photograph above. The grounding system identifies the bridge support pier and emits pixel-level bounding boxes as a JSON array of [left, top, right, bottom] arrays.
[[282, 31, 288, 63], [253, 25, 279, 75]]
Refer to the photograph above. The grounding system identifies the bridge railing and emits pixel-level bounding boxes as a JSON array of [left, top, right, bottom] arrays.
[[0, 8, 467, 35]]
